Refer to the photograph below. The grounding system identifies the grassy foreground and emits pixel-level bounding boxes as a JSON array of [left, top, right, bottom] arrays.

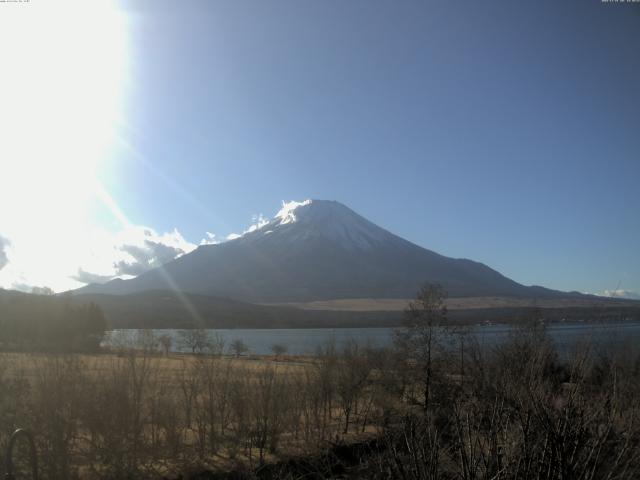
[[1, 321, 640, 480], [0, 346, 388, 479]]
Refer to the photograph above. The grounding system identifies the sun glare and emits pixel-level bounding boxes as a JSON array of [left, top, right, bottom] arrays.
[[0, 1, 126, 289]]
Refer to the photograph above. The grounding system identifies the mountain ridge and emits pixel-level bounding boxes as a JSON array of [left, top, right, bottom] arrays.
[[74, 199, 578, 302]]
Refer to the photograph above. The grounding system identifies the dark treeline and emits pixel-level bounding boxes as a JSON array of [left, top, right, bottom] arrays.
[[0, 291, 107, 351]]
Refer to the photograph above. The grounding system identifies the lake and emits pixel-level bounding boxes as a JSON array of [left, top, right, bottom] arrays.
[[104, 321, 640, 356]]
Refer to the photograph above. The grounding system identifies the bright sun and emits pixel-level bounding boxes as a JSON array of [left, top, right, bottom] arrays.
[[0, 0, 126, 289]]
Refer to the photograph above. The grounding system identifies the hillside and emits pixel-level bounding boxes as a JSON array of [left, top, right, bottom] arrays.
[[75, 200, 574, 302]]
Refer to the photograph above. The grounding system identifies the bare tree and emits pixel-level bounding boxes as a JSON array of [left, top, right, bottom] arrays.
[[250, 366, 288, 463], [230, 338, 249, 358], [394, 283, 447, 411], [158, 334, 172, 357], [335, 339, 371, 434], [208, 332, 226, 356], [271, 343, 287, 360], [135, 329, 158, 354], [179, 328, 210, 354]]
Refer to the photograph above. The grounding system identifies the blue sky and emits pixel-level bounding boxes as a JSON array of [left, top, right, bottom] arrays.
[[1, 0, 638, 295]]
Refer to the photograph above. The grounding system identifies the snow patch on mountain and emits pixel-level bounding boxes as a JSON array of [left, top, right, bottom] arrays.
[[226, 199, 392, 252], [275, 200, 312, 225], [269, 199, 394, 251]]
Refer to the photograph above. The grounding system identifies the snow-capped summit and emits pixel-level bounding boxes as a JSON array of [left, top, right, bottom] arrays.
[[75, 199, 564, 302], [274, 199, 312, 225], [233, 199, 394, 252]]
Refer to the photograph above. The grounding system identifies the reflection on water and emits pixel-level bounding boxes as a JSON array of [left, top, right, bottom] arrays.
[[104, 322, 640, 356]]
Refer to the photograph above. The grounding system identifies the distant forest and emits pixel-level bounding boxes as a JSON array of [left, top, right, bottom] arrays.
[[0, 292, 107, 351]]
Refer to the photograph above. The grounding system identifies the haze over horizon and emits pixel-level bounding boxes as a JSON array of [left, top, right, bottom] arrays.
[[0, 1, 638, 297]]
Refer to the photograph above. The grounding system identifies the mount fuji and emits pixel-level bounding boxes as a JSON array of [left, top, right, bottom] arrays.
[[75, 199, 567, 302]]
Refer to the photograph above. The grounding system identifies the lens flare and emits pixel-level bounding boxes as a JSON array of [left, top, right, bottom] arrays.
[[0, 0, 127, 290]]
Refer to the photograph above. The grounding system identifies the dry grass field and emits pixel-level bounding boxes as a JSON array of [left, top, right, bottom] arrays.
[[0, 346, 390, 479], [2, 316, 640, 479], [270, 295, 638, 312]]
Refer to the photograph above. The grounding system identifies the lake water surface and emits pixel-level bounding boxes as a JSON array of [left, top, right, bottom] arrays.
[[105, 322, 640, 356]]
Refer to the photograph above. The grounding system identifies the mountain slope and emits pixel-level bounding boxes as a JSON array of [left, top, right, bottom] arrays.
[[75, 200, 569, 302]]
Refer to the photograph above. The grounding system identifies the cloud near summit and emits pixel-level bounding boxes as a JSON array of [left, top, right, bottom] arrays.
[[76, 226, 198, 285], [599, 289, 640, 300], [75, 204, 300, 284], [0, 235, 9, 271], [115, 238, 188, 276], [77, 212, 276, 285], [0, 205, 282, 292], [225, 214, 269, 241]]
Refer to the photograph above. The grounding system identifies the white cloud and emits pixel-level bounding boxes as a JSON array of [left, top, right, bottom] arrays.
[[71, 268, 117, 285], [246, 214, 269, 233], [225, 213, 271, 241], [200, 232, 219, 245], [275, 199, 312, 225], [0, 197, 312, 292], [599, 289, 640, 300], [113, 227, 195, 276], [0, 235, 9, 271], [224, 200, 312, 241], [91, 226, 197, 281], [0, 223, 199, 292], [9, 282, 33, 293]]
